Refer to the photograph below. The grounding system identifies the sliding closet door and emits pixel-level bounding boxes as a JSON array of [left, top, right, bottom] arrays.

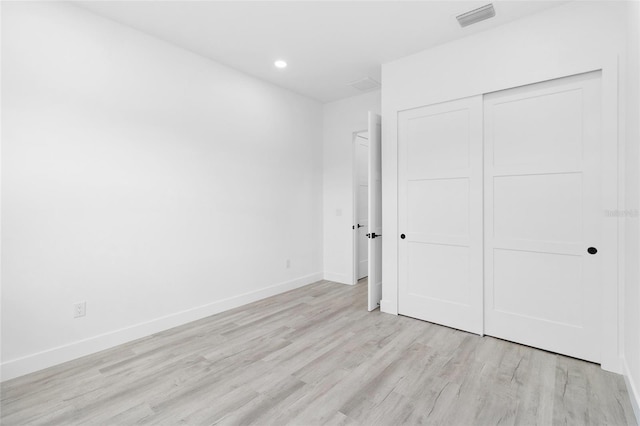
[[483, 72, 602, 363], [398, 96, 483, 335]]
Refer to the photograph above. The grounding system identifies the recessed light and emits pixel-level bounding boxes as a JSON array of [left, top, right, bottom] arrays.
[[274, 60, 287, 69]]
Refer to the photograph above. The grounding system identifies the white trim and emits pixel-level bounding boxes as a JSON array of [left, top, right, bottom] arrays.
[[1, 272, 323, 382], [323, 271, 352, 285], [600, 57, 622, 373], [623, 358, 640, 425]]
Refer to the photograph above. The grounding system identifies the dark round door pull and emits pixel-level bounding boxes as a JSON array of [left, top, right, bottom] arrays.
[[400, 234, 406, 239], [588, 247, 598, 255]]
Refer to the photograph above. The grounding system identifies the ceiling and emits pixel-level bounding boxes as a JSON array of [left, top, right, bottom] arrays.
[[77, 1, 568, 103]]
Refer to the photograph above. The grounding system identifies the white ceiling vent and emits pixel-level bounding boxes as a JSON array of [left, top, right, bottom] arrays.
[[348, 77, 381, 92], [456, 4, 496, 28]]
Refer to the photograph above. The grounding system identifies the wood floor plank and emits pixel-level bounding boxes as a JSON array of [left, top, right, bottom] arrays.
[[1, 280, 636, 425]]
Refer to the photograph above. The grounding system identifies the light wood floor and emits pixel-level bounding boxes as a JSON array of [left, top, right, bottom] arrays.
[[1, 279, 637, 425]]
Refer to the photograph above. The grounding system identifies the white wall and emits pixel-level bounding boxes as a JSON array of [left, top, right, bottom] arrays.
[[322, 91, 380, 284], [381, 1, 628, 372], [624, 0, 640, 420], [1, 2, 323, 380]]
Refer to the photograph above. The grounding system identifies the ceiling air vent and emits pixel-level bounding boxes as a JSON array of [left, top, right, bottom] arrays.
[[456, 3, 496, 28], [348, 77, 381, 92]]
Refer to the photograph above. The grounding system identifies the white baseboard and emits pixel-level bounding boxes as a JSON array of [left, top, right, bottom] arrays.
[[323, 271, 352, 285], [1, 272, 323, 382], [380, 299, 397, 315], [623, 358, 640, 425]]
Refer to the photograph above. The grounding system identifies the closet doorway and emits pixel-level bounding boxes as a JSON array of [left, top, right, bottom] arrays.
[[398, 71, 607, 363]]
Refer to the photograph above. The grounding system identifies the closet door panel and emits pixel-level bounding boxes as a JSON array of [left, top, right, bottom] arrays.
[[484, 71, 602, 363], [398, 96, 483, 335]]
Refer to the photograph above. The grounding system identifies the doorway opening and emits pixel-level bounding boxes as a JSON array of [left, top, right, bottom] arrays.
[[352, 112, 382, 311], [352, 129, 369, 286]]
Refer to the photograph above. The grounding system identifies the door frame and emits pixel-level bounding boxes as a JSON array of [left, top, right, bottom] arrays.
[[352, 129, 368, 285], [385, 57, 622, 373]]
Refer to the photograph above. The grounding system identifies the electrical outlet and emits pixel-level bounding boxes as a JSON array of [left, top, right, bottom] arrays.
[[74, 301, 86, 318], [286, 259, 291, 269]]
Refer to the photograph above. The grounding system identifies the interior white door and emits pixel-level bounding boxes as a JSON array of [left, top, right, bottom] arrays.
[[367, 112, 382, 311], [483, 71, 602, 363], [356, 134, 369, 280], [398, 96, 483, 334]]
